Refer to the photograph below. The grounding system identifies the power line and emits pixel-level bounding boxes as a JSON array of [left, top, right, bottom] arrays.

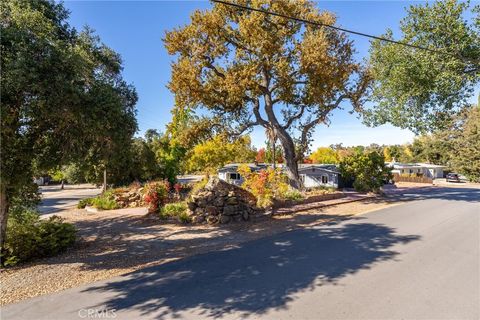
[[211, 0, 469, 61]]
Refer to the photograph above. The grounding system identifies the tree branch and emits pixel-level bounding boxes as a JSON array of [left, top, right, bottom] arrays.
[[252, 98, 268, 126], [296, 94, 347, 160], [283, 104, 307, 129], [203, 56, 225, 78]]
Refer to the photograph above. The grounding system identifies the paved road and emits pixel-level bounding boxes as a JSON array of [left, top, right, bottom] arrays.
[[38, 184, 101, 215], [4, 187, 479, 319]]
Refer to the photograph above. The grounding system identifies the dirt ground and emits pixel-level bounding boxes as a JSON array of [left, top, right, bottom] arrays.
[[0, 196, 404, 306]]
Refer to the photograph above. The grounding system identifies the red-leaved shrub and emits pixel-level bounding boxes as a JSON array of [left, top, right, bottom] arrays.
[[143, 180, 170, 213]]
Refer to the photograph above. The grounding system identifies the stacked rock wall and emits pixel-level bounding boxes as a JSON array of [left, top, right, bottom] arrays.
[[187, 177, 258, 224], [112, 189, 144, 208]]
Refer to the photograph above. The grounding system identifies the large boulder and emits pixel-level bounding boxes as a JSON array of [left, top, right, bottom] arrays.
[[187, 177, 258, 224]]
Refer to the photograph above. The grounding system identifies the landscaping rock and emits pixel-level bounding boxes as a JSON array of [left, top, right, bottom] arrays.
[[213, 197, 224, 207], [219, 215, 231, 224], [112, 188, 144, 209], [226, 196, 239, 205], [187, 177, 258, 225], [206, 216, 218, 224], [192, 215, 205, 224], [205, 205, 219, 216]]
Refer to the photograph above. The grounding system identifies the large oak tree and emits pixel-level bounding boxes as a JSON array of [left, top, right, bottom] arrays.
[[165, 0, 370, 188], [1, 0, 137, 248]]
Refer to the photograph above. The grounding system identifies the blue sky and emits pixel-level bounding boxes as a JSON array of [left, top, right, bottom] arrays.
[[63, 0, 479, 149]]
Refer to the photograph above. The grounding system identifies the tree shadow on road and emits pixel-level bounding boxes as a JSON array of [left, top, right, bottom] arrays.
[[84, 221, 420, 319]]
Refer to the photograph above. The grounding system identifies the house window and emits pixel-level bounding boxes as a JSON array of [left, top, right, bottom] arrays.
[[417, 169, 421, 173], [401, 169, 405, 174], [409, 169, 413, 174], [229, 173, 240, 180], [321, 175, 328, 184]]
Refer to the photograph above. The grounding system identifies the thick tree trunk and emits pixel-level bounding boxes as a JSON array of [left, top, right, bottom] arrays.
[[263, 93, 302, 189], [277, 132, 301, 189], [0, 185, 9, 252]]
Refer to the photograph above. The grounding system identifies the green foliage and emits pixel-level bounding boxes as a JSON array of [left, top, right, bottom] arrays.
[[50, 164, 86, 184], [307, 186, 337, 196], [185, 135, 256, 174], [79, 191, 118, 210], [408, 105, 480, 182], [366, 0, 480, 133], [160, 202, 191, 223], [129, 138, 162, 181], [0, 0, 137, 246], [382, 145, 414, 163], [190, 177, 209, 196], [90, 193, 119, 210], [265, 140, 284, 164], [177, 211, 192, 224], [282, 189, 304, 202], [450, 106, 480, 182], [77, 198, 94, 209], [49, 169, 65, 183], [155, 109, 232, 180], [154, 138, 185, 184], [340, 151, 392, 193], [410, 134, 452, 165], [62, 164, 86, 184], [10, 183, 40, 214], [2, 210, 76, 267], [310, 147, 339, 164]]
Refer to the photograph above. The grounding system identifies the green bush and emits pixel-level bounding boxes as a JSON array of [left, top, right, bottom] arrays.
[[339, 151, 392, 193], [177, 211, 192, 223], [282, 189, 304, 201], [306, 186, 336, 196], [10, 183, 41, 213], [91, 195, 119, 210], [77, 197, 94, 209], [2, 210, 76, 267], [78, 191, 119, 210], [160, 202, 191, 223], [62, 164, 86, 184]]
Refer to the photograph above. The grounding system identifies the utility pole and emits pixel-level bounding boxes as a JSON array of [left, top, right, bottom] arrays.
[[272, 138, 276, 169]]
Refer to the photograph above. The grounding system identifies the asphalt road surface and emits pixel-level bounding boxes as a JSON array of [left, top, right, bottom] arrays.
[[5, 186, 479, 319], [38, 184, 101, 215]]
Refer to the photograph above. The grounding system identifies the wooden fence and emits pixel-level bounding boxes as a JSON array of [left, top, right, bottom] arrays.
[[392, 173, 433, 184]]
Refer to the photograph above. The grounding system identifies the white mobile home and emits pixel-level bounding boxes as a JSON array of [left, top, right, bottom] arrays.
[[218, 163, 268, 186], [298, 164, 341, 189], [387, 162, 445, 179]]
